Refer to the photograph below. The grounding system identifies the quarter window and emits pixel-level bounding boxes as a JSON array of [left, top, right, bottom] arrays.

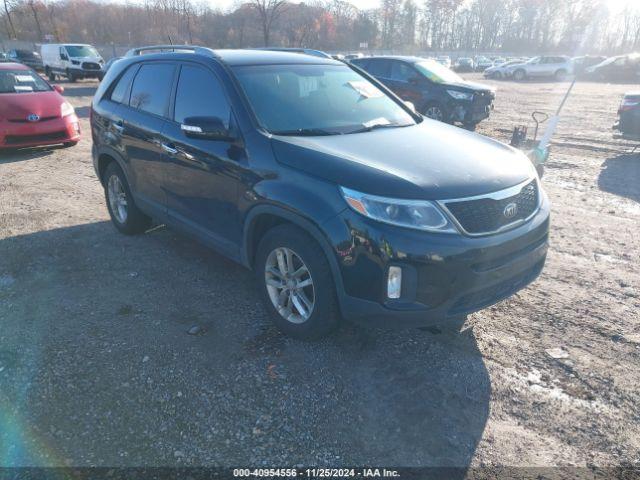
[[129, 63, 176, 117], [174, 65, 231, 127], [110, 65, 138, 104]]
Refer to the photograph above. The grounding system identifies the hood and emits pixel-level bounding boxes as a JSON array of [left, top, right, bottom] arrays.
[[0, 91, 64, 120], [443, 80, 494, 94], [270, 120, 536, 200], [71, 55, 103, 63], [506, 62, 527, 70]]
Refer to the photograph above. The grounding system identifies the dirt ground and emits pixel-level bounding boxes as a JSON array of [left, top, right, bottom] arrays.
[[0, 73, 639, 471]]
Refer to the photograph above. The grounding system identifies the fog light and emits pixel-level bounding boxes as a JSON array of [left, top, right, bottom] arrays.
[[387, 266, 402, 299]]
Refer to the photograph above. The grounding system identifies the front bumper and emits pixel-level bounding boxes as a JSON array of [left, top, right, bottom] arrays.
[[0, 115, 80, 149], [68, 67, 103, 78], [448, 96, 494, 125], [323, 190, 550, 327]]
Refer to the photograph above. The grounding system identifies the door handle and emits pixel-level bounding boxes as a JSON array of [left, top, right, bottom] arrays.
[[161, 143, 178, 155], [113, 120, 124, 133]]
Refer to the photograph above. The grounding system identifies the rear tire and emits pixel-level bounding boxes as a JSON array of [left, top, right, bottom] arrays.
[[63, 141, 78, 148], [103, 162, 151, 235], [463, 122, 478, 132], [255, 224, 340, 340]]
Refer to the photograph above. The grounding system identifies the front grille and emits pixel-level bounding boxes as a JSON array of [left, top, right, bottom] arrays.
[[4, 131, 67, 145], [473, 90, 494, 106], [444, 179, 539, 235], [8, 116, 57, 123], [82, 62, 101, 70]]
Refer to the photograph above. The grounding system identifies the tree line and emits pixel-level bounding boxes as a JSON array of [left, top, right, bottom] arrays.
[[2, 0, 639, 55]]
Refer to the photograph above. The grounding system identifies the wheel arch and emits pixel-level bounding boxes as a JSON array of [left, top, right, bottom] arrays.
[[241, 205, 346, 300], [95, 146, 130, 187]]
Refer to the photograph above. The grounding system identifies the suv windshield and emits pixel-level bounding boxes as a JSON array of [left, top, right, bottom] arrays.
[[232, 64, 416, 135], [65, 45, 99, 57], [0, 69, 51, 93], [414, 60, 463, 84], [16, 50, 38, 59]]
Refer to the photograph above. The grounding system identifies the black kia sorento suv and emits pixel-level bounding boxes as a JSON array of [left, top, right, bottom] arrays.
[[91, 45, 550, 340]]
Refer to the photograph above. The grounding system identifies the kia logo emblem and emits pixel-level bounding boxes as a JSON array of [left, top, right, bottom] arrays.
[[27, 114, 40, 122], [503, 202, 518, 219]]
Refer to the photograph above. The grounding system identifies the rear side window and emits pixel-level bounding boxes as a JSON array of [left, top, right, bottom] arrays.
[[129, 63, 176, 117], [174, 65, 231, 127], [390, 61, 415, 82], [110, 65, 138, 104], [366, 60, 391, 78]]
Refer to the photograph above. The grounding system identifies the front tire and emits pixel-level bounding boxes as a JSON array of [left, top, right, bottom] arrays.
[[104, 162, 151, 235], [66, 69, 77, 82], [422, 103, 447, 123], [554, 69, 567, 81], [46, 67, 56, 82], [255, 224, 340, 340], [513, 69, 526, 81]]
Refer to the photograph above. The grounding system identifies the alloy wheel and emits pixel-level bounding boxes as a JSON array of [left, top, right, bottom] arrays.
[[425, 106, 444, 122], [107, 174, 128, 224], [264, 247, 315, 324]]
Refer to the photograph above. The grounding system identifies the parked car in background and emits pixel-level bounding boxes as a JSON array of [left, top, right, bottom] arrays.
[[0, 62, 80, 150], [259, 47, 333, 59], [92, 47, 548, 339], [344, 52, 365, 61], [7, 49, 43, 71], [41, 43, 105, 82], [483, 59, 524, 79], [0, 52, 8, 62], [572, 55, 606, 76], [436, 56, 451, 68], [351, 56, 495, 130], [474, 56, 493, 72], [586, 54, 640, 82], [506, 56, 573, 81], [454, 57, 474, 72], [614, 92, 640, 140], [492, 57, 506, 66]]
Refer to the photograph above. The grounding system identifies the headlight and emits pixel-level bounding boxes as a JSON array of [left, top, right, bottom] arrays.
[[60, 101, 75, 117], [447, 90, 473, 101], [340, 187, 457, 233]]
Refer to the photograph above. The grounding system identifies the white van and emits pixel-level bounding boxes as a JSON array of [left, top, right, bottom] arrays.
[[41, 44, 105, 82]]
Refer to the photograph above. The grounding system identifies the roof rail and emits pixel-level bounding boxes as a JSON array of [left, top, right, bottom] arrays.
[[124, 45, 218, 58]]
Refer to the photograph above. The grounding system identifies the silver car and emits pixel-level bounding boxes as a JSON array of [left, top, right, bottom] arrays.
[[506, 56, 573, 81]]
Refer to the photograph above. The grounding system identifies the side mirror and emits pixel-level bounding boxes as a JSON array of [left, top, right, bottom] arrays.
[[53, 85, 64, 94], [60, 54, 68, 61], [181, 116, 233, 141]]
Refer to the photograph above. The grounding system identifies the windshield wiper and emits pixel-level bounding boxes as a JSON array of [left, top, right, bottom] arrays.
[[346, 122, 407, 134], [272, 128, 340, 136]]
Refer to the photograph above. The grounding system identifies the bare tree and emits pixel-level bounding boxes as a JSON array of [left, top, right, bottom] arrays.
[[251, 0, 287, 46], [3, 0, 16, 38]]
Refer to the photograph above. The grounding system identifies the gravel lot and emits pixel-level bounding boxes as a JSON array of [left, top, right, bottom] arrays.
[[0, 73, 639, 470]]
